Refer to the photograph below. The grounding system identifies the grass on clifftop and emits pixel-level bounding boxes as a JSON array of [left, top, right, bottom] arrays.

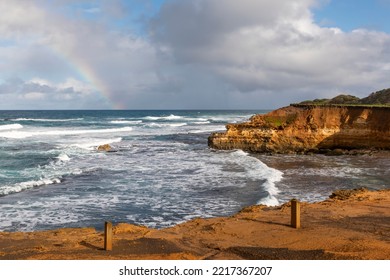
[[263, 114, 297, 127]]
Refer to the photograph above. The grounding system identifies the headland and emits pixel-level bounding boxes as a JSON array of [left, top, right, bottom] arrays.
[[209, 89, 390, 154]]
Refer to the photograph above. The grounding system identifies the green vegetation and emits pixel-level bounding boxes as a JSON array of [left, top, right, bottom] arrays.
[[296, 88, 390, 107], [292, 103, 390, 108], [360, 88, 390, 105], [263, 114, 297, 127]]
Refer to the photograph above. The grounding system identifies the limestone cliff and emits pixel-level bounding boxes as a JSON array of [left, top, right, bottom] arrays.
[[208, 105, 390, 154]]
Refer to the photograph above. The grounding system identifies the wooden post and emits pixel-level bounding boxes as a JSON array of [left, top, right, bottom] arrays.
[[104, 221, 113, 251], [291, 199, 300, 229]]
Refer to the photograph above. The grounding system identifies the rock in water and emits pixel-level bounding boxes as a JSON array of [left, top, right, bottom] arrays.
[[97, 144, 113, 152]]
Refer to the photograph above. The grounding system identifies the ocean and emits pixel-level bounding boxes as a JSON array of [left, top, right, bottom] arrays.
[[0, 110, 389, 232]]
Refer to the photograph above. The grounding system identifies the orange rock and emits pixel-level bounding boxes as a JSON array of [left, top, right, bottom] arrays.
[[208, 105, 390, 154], [97, 144, 112, 152]]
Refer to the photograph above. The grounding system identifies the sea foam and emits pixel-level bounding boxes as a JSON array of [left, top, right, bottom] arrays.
[[0, 178, 61, 196], [0, 127, 133, 139], [144, 114, 183, 121], [110, 120, 143, 124], [0, 123, 23, 131], [230, 150, 283, 206], [71, 137, 123, 150], [145, 122, 187, 128], [11, 118, 84, 122], [57, 153, 71, 162]]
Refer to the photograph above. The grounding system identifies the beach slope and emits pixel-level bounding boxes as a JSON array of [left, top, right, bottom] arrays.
[[0, 189, 389, 260]]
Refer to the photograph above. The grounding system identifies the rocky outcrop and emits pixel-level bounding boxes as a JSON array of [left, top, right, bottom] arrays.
[[208, 105, 390, 154]]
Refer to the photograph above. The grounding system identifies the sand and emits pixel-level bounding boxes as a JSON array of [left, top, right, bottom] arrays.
[[0, 189, 389, 260]]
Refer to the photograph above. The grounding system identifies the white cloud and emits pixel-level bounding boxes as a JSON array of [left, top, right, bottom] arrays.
[[57, 78, 94, 95], [0, 0, 390, 109], [0, 0, 160, 109], [150, 0, 390, 106]]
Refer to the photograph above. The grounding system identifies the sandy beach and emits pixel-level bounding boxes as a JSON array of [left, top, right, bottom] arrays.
[[0, 188, 389, 260]]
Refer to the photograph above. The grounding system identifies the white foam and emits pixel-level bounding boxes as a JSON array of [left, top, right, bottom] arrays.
[[145, 122, 187, 128], [0, 127, 133, 139], [189, 125, 226, 133], [146, 122, 162, 128], [57, 153, 70, 162], [0, 111, 284, 231], [110, 120, 142, 124], [144, 114, 182, 121], [0, 177, 61, 196], [230, 150, 283, 206], [0, 130, 31, 139], [0, 197, 82, 231], [11, 118, 84, 122], [71, 137, 122, 150], [192, 118, 208, 122], [168, 123, 187, 127], [0, 123, 23, 131], [258, 195, 280, 206], [180, 117, 209, 122]]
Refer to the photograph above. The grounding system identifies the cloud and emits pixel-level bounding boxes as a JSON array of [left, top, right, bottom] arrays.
[[0, 77, 84, 95], [0, 77, 108, 109], [0, 1, 45, 38], [151, 0, 315, 49], [150, 0, 390, 106], [0, 0, 160, 109], [0, 78, 24, 95], [0, 0, 390, 109]]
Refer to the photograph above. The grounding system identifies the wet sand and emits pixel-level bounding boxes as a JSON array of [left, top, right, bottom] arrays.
[[0, 189, 389, 260]]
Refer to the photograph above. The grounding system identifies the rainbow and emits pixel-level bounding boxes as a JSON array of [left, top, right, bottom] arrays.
[[74, 59, 116, 109], [50, 45, 125, 109]]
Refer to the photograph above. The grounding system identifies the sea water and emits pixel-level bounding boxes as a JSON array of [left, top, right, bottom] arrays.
[[0, 110, 388, 232]]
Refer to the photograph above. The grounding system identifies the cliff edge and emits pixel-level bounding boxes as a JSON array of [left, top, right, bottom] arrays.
[[208, 105, 390, 154]]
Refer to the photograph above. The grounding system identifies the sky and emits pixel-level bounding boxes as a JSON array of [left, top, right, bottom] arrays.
[[0, 0, 390, 109]]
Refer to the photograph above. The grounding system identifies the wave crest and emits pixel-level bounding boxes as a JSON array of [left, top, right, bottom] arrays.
[[0, 178, 61, 196], [0, 127, 133, 139], [0, 124, 23, 131], [144, 114, 183, 121]]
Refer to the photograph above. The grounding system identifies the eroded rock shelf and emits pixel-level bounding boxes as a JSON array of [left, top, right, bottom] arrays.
[[208, 105, 390, 154]]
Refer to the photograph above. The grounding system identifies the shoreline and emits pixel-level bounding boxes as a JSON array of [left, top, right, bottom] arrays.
[[1, 188, 389, 260]]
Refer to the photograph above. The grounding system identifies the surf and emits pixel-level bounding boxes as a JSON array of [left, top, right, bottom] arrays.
[[0, 126, 133, 139], [229, 150, 283, 206]]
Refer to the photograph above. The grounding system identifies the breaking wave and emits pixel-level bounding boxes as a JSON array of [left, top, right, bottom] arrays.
[[0, 127, 133, 139], [0, 123, 23, 131], [230, 150, 283, 206]]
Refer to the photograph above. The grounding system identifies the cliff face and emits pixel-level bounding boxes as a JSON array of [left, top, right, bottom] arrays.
[[208, 105, 390, 153]]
